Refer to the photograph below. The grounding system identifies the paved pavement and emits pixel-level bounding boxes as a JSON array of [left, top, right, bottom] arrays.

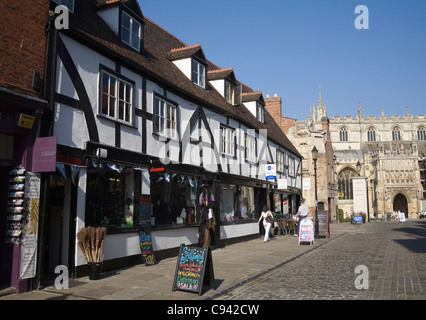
[[0, 222, 345, 300], [2, 220, 424, 301], [217, 219, 426, 300]]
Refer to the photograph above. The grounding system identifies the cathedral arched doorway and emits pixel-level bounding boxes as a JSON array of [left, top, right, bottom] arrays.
[[393, 193, 408, 218]]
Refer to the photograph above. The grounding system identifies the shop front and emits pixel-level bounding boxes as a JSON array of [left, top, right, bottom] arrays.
[[73, 157, 274, 273], [272, 188, 301, 219], [216, 175, 271, 246], [0, 88, 46, 292]]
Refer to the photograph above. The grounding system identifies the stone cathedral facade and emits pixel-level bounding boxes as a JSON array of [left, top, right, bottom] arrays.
[[268, 90, 426, 220], [329, 104, 426, 219]]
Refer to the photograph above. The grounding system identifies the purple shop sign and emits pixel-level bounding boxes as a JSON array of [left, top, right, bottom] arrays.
[[32, 136, 57, 172]]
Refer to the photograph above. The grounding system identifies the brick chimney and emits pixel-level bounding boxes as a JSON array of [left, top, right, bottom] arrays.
[[265, 94, 298, 135], [265, 94, 282, 125]]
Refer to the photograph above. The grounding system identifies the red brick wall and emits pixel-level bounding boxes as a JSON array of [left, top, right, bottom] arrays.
[[0, 0, 49, 97], [265, 95, 301, 134]]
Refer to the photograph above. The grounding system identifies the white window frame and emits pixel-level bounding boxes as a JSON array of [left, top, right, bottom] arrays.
[[192, 59, 206, 88], [225, 81, 235, 105], [277, 150, 285, 173], [100, 70, 134, 125], [52, 0, 74, 12], [121, 11, 141, 51], [221, 126, 235, 157], [256, 103, 264, 122], [154, 96, 178, 140], [245, 133, 256, 163], [289, 157, 295, 177]]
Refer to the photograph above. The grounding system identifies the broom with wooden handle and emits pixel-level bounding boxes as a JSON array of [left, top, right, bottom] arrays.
[[94, 227, 101, 263], [77, 228, 92, 263], [96, 227, 107, 263], [86, 226, 93, 263], [90, 227, 96, 263]]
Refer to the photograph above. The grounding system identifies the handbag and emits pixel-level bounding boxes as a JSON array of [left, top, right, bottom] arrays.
[[266, 213, 274, 223]]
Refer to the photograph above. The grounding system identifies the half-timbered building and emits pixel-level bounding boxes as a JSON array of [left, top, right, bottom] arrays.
[[39, 0, 302, 281]]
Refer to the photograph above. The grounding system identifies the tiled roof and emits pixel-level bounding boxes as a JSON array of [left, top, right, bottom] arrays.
[[242, 91, 263, 103], [167, 43, 204, 61], [207, 67, 234, 81], [66, 0, 301, 158]]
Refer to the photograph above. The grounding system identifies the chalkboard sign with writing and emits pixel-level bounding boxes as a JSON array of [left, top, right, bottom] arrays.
[[317, 210, 330, 238], [172, 244, 215, 295], [139, 195, 157, 266]]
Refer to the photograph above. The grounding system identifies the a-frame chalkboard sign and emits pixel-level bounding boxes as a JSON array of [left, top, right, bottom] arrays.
[[138, 195, 157, 266], [172, 244, 215, 296]]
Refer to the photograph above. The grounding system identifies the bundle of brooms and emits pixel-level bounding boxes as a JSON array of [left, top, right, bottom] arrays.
[[77, 226, 107, 263]]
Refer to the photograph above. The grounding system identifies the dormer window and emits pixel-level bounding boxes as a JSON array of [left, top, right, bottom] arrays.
[[121, 11, 141, 51], [208, 68, 241, 105], [256, 103, 264, 123], [52, 0, 74, 12], [242, 91, 265, 121], [225, 81, 235, 105], [192, 59, 206, 88]]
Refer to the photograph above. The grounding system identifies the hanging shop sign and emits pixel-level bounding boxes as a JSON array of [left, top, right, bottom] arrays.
[[277, 178, 288, 190], [265, 164, 276, 181], [172, 244, 215, 296]]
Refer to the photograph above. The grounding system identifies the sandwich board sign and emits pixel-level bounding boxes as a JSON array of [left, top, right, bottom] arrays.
[[298, 218, 314, 246], [172, 244, 215, 296]]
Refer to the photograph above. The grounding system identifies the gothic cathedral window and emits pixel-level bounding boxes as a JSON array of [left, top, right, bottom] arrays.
[[337, 168, 357, 200], [339, 127, 348, 142], [367, 127, 376, 142]]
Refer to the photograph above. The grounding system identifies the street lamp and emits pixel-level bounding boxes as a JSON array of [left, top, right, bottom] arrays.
[[312, 146, 319, 239], [356, 161, 362, 175]]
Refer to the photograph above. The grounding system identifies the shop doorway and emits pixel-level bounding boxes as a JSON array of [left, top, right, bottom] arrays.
[[393, 193, 408, 218], [39, 174, 76, 286]]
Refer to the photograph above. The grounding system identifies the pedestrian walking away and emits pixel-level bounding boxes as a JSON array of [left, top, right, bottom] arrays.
[[258, 205, 274, 242], [295, 198, 310, 237]]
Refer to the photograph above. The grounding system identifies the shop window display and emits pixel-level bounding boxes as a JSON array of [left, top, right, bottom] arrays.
[[220, 185, 256, 223], [86, 168, 135, 229], [239, 186, 255, 220], [150, 173, 199, 226]]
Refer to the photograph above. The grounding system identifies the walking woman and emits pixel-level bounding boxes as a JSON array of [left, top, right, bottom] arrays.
[[258, 205, 274, 243]]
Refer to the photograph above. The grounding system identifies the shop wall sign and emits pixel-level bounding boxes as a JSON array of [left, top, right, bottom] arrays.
[[20, 171, 41, 279], [32, 136, 57, 172]]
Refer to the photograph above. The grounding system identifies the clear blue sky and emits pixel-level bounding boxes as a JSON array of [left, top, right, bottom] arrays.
[[139, 0, 426, 121]]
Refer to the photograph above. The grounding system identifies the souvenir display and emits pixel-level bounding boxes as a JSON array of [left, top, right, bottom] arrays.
[[6, 166, 26, 245]]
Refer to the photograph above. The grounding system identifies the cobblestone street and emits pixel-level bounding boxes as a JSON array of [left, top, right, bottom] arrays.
[[217, 220, 426, 300]]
